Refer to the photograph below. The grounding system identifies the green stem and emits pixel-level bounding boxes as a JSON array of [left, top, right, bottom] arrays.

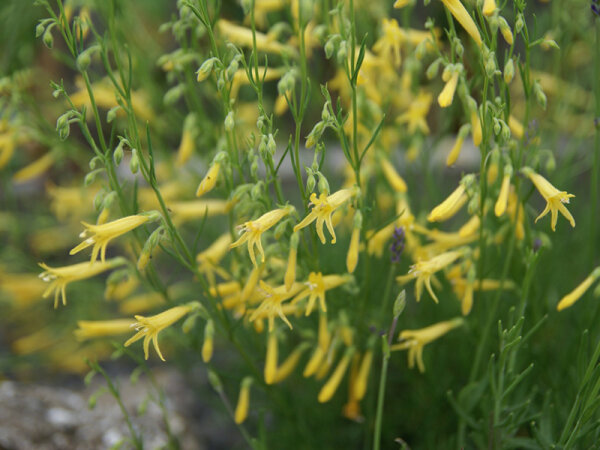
[[373, 346, 389, 450], [590, 20, 600, 265]]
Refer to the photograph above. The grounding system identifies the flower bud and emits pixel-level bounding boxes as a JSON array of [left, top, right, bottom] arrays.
[[515, 14, 524, 34], [503, 58, 515, 84], [130, 149, 140, 174], [533, 81, 547, 109], [43, 28, 54, 48], [196, 58, 216, 82], [113, 140, 124, 165], [224, 111, 235, 131]]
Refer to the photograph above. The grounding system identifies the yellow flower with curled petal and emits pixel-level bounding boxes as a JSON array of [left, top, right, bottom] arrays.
[[294, 187, 358, 244], [249, 281, 303, 331], [39, 258, 124, 308], [557, 267, 600, 311], [391, 317, 464, 372], [482, 0, 496, 16], [523, 167, 575, 231], [440, 0, 482, 46], [399, 249, 464, 302], [438, 66, 460, 108], [196, 162, 221, 197], [71, 214, 156, 263], [230, 205, 294, 266], [124, 304, 193, 361], [292, 272, 352, 316]]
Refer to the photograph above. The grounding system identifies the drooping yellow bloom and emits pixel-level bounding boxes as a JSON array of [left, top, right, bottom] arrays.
[[196, 162, 221, 197], [495, 168, 512, 217], [230, 205, 294, 266], [0, 272, 48, 306], [230, 67, 285, 99], [304, 313, 331, 377], [380, 158, 407, 192], [346, 212, 362, 273], [249, 281, 303, 331], [438, 70, 460, 108], [427, 183, 468, 222], [482, 0, 496, 16], [175, 119, 195, 167], [352, 350, 373, 401], [272, 343, 310, 383], [74, 319, 135, 341], [557, 268, 600, 311], [392, 317, 464, 372], [284, 233, 299, 291], [292, 273, 352, 316], [446, 125, 470, 166], [401, 250, 464, 303], [264, 331, 278, 384], [396, 91, 433, 134], [13, 152, 55, 183], [508, 115, 525, 140], [170, 199, 229, 224], [523, 168, 575, 231], [294, 187, 358, 244], [217, 20, 295, 55], [372, 18, 403, 68], [318, 348, 354, 403], [39, 259, 123, 307], [196, 233, 232, 286], [234, 377, 253, 424], [440, 0, 482, 46], [70, 214, 153, 263], [124, 305, 192, 361]]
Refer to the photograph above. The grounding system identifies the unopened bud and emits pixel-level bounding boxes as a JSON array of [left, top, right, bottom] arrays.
[[43, 28, 54, 48], [224, 111, 235, 131], [503, 58, 515, 84], [129, 149, 140, 174]]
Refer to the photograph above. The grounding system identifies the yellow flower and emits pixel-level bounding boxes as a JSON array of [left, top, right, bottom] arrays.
[[293, 187, 358, 244], [196, 162, 221, 197], [508, 115, 524, 140], [234, 377, 253, 424], [284, 233, 299, 291], [346, 212, 362, 273], [392, 317, 464, 372], [482, 0, 496, 16], [13, 152, 55, 183], [352, 349, 373, 401], [495, 167, 512, 217], [230, 205, 294, 266], [170, 199, 229, 224], [264, 331, 278, 384], [372, 18, 403, 68], [557, 268, 600, 311], [446, 125, 470, 166], [272, 343, 310, 383], [471, 110, 482, 146], [70, 214, 154, 263], [438, 68, 460, 108], [396, 91, 432, 134], [196, 233, 232, 286], [249, 281, 303, 331], [124, 305, 192, 361], [380, 157, 407, 192], [39, 259, 123, 307], [318, 347, 354, 403], [427, 182, 468, 222], [292, 272, 352, 316], [401, 250, 464, 303], [74, 319, 135, 341], [524, 168, 575, 231], [175, 117, 195, 167], [217, 20, 294, 55], [440, 0, 482, 46], [304, 313, 331, 377]]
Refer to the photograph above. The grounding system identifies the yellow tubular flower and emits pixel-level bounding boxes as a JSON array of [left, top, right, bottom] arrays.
[[294, 187, 358, 244], [346, 212, 362, 273], [393, 0, 412, 7], [304, 313, 331, 377], [124, 305, 192, 361], [392, 318, 464, 372], [440, 0, 482, 46], [508, 115, 525, 140], [231, 205, 294, 266], [284, 233, 299, 291], [403, 250, 464, 303], [495, 168, 512, 217], [380, 158, 407, 192], [272, 343, 309, 383], [352, 350, 373, 401], [13, 152, 55, 183], [427, 183, 468, 222], [524, 168, 576, 231], [70, 214, 153, 263], [318, 348, 354, 403], [292, 273, 351, 316], [196, 162, 221, 197], [482, 0, 496, 16], [438, 71, 459, 108], [202, 320, 215, 363], [170, 200, 229, 224], [234, 377, 253, 424], [39, 259, 123, 308], [264, 331, 278, 384], [446, 133, 465, 166], [458, 215, 480, 238], [74, 319, 135, 341], [471, 110, 483, 146], [557, 268, 600, 311], [217, 20, 295, 55], [176, 116, 195, 167]]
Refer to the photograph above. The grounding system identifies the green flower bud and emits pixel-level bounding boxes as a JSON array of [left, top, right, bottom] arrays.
[[43, 28, 54, 48], [130, 149, 140, 174], [503, 58, 515, 84], [224, 111, 235, 131]]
